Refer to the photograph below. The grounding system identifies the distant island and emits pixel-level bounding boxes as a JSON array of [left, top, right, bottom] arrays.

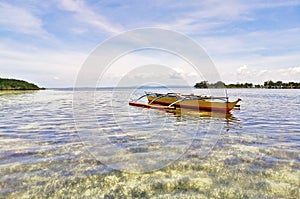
[[0, 78, 44, 90], [194, 80, 300, 89]]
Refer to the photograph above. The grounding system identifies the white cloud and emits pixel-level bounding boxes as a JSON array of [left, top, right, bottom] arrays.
[[57, 0, 123, 35], [196, 27, 300, 80], [237, 65, 249, 74], [221, 65, 300, 84], [154, 0, 300, 34], [0, 41, 87, 87], [97, 50, 202, 87], [0, 2, 46, 35], [153, 1, 249, 34]]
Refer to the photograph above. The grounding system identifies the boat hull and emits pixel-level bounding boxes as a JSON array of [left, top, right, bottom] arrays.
[[147, 95, 240, 112]]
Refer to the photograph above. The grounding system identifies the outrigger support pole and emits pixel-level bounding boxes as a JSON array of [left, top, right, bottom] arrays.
[[132, 94, 148, 102]]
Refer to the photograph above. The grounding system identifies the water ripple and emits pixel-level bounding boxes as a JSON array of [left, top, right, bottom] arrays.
[[0, 89, 299, 198]]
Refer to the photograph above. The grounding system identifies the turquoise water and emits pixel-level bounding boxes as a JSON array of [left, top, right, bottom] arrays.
[[0, 89, 299, 198]]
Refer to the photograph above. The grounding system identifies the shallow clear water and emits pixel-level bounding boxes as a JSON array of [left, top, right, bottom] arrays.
[[0, 89, 299, 198]]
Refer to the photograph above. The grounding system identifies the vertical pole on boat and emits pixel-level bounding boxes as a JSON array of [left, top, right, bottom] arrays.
[[225, 89, 229, 111], [225, 89, 228, 102]]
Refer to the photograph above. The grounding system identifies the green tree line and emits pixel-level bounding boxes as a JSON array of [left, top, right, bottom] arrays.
[[194, 81, 300, 89], [263, 80, 300, 89], [0, 78, 43, 90], [194, 81, 226, 88]]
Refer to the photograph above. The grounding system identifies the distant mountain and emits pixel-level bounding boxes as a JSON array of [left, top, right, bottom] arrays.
[[0, 78, 44, 90]]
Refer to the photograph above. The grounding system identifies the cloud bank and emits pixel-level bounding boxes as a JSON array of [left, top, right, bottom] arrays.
[[0, 0, 299, 87]]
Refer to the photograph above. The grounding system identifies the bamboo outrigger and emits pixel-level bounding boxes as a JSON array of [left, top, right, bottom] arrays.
[[129, 92, 241, 112]]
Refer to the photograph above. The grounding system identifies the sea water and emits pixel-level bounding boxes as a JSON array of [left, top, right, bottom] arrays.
[[0, 88, 299, 198]]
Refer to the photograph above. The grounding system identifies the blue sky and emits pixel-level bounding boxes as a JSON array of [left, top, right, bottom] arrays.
[[0, 0, 300, 87]]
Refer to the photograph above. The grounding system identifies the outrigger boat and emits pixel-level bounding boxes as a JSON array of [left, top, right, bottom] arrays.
[[129, 92, 241, 112]]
